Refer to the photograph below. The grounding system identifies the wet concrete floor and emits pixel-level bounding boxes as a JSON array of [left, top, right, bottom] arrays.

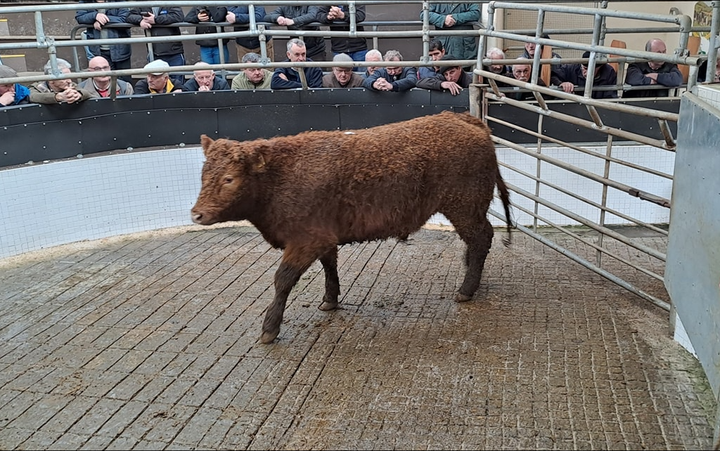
[[0, 224, 716, 449]]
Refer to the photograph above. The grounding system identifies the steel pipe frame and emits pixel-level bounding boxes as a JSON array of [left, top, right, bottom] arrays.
[[487, 208, 671, 312], [495, 157, 670, 236], [493, 134, 672, 225], [486, 115, 674, 183], [499, 195, 666, 283]]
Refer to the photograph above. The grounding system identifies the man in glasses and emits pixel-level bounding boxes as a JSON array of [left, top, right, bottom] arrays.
[[79, 56, 134, 98]]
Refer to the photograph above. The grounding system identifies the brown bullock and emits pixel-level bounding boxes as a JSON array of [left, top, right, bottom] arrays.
[[191, 111, 512, 343]]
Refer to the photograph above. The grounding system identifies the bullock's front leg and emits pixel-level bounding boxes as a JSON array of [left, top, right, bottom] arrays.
[[319, 247, 339, 311], [261, 245, 316, 344]]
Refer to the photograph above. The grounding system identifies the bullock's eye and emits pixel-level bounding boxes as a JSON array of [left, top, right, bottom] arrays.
[[223, 176, 234, 185]]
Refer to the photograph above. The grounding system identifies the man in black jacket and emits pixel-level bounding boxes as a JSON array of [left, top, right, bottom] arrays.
[[316, 5, 368, 68], [553, 51, 618, 99], [266, 5, 326, 61], [185, 6, 230, 65], [227, 5, 274, 62], [416, 54, 471, 96], [127, 5, 185, 67]]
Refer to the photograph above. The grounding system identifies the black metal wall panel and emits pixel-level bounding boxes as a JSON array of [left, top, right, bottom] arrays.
[[0, 89, 680, 168]]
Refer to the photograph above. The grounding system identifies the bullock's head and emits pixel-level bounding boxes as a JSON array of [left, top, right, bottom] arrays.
[[191, 135, 268, 225]]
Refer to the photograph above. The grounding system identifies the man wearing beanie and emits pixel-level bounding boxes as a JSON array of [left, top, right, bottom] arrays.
[[0, 65, 31, 107]]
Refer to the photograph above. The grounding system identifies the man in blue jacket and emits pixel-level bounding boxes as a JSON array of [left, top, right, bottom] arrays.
[[271, 39, 323, 89], [75, 0, 132, 81], [0, 65, 31, 107], [228, 5, 274, 62], [362, 50, 417, 92], [127, 5, 185, 67]]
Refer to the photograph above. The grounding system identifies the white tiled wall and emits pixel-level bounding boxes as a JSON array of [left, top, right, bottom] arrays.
[[696, 84, 720, 109], [0, 144, 675, 260], [0, 148, 205, 259]]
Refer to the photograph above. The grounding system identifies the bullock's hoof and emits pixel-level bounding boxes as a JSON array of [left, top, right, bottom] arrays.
[[455, 292, 473, 302], [318, 301, 338, 311], [260, 329, 279, 344]]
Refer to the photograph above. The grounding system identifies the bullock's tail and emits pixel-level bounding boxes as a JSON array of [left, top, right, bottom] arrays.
[[496, 166, 513, 246]]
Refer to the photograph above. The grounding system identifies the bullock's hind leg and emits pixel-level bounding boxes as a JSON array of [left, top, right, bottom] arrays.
[[445, 213, 494, 302], [319, 247, 340, 311]]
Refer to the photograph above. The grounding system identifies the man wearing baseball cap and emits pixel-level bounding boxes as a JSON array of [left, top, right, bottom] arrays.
[[0, 65, 31, 107], [134, 59, 189, 94]]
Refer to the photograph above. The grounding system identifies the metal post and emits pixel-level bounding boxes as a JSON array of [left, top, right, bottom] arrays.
[[421, 1, 430, 64]]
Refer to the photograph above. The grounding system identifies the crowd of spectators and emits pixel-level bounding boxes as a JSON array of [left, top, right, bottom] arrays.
[[0, 1, 715, 108]]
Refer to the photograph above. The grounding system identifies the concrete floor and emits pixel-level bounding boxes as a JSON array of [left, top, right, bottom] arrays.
[[0, 224, 716, 450]]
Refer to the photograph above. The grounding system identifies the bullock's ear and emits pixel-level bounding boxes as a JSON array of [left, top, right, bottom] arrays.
[[247, 144, 270, 173], [200, 134, 214, 155], [249, 152, 267, 173]]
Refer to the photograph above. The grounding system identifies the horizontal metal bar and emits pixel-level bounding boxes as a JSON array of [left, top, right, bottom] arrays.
[[485, 92, 674, 150]]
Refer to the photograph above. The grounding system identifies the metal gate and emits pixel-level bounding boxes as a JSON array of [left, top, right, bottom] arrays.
[[471, 2, 719, 441]]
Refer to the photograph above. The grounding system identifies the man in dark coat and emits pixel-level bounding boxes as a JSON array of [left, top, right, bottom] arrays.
[[184, 6, 230, 65], [316, 5, 368, 65], [227, 5, 274, 62], [271, 39, 323, 89], [553, 51, 618, 99], [266, 5, 326, 61], [624, 38, 682, 98], [362, 50, 417, 92], [127, 5, 185, 67], [75, 0, 132, 81], [184, 63, 230, 91], [416, 54, 471, 96]]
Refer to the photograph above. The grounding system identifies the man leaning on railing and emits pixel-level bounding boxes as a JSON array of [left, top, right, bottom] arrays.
[[0, 65, 31, 107]]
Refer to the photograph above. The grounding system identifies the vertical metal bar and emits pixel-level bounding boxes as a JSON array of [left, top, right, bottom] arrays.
[[531, 9, 545, 85], [145, 29, 155, 62], [598, 134, 614, 268], [533, 114, 544, 232], [216, 25, 226, 78], [706, 2, 720, 84], [422, 0, 430, 64], [598, 1, 609, 47], [348, 2, 357, 35], [583, 12, 604, 99]]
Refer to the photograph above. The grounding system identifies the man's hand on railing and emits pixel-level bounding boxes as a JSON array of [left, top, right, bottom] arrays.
[[225, 11, 236, 24], [559, 81, 575, 93], [140, 12, 155, 29], [328, 6, 345, 21], [276, 17, 295, 27], [94, 12, 109, 31]]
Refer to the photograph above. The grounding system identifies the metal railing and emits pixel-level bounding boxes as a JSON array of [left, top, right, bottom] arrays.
[[469, 1, 720, 311]]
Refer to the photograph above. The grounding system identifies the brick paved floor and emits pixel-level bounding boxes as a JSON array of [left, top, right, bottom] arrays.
[[0, 224, 716, 450]]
